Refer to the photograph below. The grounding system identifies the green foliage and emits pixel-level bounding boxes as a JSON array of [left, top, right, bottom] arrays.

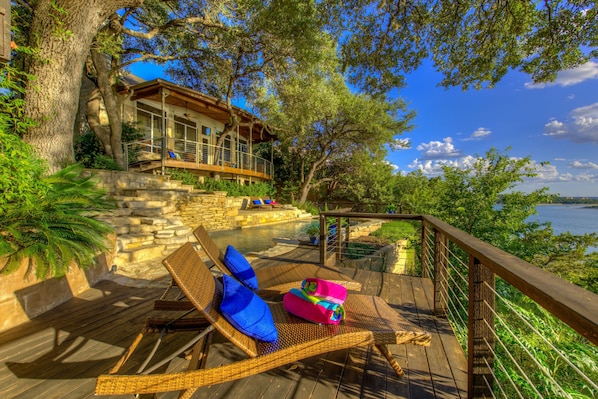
[[168, 168, 201, 187], [332, 0, 597, 93], [371, 221, 418, 242], [292, 200, 319, 215], [344, 242, 379, 260], [0, 54, 37, 136], [75, 122, 144, 170], [255, 58, 413, 203], [0, 164, 116, 280], [304, 222, 320, 237], [199, 178, 275, 197], [167, 170, 276, 198], [0, 123, 49, 209]]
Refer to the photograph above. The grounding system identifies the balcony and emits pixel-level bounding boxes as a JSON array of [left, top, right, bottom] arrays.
[[124, 136, 274, 181]]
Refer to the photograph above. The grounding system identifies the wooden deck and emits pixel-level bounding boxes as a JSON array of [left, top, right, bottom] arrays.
[[0, 246, 467, 399]]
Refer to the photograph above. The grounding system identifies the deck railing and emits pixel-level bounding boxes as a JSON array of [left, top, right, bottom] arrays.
[[319, 211, 598, 399], [123, 136, 273, 178]]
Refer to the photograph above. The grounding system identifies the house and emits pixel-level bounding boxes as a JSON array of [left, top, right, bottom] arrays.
[[117, 77, 276, 184]]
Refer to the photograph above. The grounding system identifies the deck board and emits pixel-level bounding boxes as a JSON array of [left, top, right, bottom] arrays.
[[0, 246, 467, 399]]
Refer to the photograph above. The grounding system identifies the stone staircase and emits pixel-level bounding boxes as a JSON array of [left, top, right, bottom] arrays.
[[90, 169, 315, 267], [98, 180, 196, 267]]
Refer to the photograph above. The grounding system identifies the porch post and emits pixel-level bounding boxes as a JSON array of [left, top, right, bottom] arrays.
[[468, 256, 495, 398], [160, 88, 169, 175]]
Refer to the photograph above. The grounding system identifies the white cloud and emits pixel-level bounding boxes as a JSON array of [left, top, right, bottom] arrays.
[[407, 154, 598, 190], [524, 160, 598, 184], [416, 137, 462, 159], [461, 127, 492, 141], [525, 61, 598, 89], [408, 155, 476, 176], [543, 102, 598, 143], [472, 127, 492, 138], [570, 160, 598, 170]]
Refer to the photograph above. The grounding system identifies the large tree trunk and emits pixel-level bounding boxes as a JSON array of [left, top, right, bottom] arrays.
[[21, 0, 141, 173]]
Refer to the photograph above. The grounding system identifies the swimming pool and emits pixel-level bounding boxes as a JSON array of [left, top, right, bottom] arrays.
[[208, 220, 315, 254]]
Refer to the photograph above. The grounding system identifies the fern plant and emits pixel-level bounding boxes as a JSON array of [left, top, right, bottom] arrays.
[[0, 164, 117, 280]]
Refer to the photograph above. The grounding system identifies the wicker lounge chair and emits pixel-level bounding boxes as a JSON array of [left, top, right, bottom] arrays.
[[95, 242, 431, 397], [153, 226, 361, 311], [194, 225, 362, 293]]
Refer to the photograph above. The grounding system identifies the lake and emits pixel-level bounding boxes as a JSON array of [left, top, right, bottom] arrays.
[[530, 205, 598, 236]]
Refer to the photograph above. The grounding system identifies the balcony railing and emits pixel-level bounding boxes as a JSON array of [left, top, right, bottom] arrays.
[[319, 211, 598, 399], [123, 136, 273, 179]]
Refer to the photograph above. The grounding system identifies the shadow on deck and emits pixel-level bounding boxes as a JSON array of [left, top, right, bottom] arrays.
[[0, 247, 467, 399]]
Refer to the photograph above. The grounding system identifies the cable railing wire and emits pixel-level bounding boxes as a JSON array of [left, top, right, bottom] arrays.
[[487, 281, 598, 394]]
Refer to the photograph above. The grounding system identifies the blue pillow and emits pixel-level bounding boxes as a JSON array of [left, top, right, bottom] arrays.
[[263, 199, 272, 204], [220, 275, 278, 342], [223, 245, 259, 290], [252, 199, 261, 205]]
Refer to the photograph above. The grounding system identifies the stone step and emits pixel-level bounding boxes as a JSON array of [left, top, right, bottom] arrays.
[[120, 199, 170, 208], [117, 233, 156, 251], [129, 205, 178, 218], [113, 244, 167, 265], [117, 189, 191, 201]]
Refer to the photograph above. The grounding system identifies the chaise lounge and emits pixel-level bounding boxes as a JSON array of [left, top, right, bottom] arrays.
[[95, 242, 431, 398], [193, 225, 362, 294]]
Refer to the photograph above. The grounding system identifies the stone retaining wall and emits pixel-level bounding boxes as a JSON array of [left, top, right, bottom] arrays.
[[0, 170, 310, 333]]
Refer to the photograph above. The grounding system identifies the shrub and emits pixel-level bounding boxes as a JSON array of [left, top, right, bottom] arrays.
[[294, 201, 319, 215], [0, 162, 116, 280], [74, 122, 144, 169]]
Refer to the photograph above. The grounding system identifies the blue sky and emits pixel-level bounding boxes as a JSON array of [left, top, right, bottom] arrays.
[[131, 60, 598, 197], [392, 61, 598, 197]]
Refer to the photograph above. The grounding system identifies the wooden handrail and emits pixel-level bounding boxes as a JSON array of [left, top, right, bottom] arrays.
[[320, 211, 598, 346], [322, 211, 598, 398], [422, 214, 598, 347]]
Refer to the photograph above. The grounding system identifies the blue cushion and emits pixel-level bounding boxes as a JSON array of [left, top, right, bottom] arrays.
[[252, 199, 261, 205], [223, 245, 259, 290], [220, 275, 278, 342], [263, 199, 272, 204]]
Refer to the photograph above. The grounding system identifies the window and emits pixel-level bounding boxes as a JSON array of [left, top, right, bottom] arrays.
[[137, 102, 164, 142], [174, 115, 198, 153]]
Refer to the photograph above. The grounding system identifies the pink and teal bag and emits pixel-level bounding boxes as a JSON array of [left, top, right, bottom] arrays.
[[283, 288, 345, 325]]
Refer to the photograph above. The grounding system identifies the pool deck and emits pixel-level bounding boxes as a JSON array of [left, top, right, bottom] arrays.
[[0, 245, 467, 399]]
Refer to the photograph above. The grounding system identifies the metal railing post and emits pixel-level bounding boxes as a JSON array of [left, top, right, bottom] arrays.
[[319, 213, 327, 265], [468, 256, 495, 398]]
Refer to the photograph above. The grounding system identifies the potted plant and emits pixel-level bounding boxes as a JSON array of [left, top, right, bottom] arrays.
[[385, 204, 397, 214], [305, 222, 320, 244]]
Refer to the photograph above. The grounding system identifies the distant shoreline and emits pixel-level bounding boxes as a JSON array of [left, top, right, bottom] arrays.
[[538, 203, 598, 209]]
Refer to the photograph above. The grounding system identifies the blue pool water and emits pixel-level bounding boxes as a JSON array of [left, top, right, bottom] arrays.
[[208, 220, 314, 254]]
